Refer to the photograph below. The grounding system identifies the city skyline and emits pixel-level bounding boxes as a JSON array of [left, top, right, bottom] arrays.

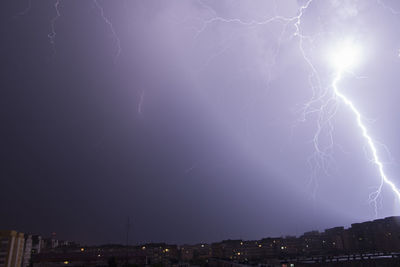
[[3, 216, 400, 266], [5, 216, 400, 247]]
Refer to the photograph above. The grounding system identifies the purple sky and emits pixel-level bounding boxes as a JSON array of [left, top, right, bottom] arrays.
[[1, 0, 400, 245]]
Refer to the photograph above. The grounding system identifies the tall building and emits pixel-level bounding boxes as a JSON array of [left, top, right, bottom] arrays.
[[0, 230, 25, 267], [22, 234, 32, 267]]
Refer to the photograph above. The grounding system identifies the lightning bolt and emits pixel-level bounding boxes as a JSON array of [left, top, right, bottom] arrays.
[[195, 0, 328, 197], [37, 0, 400, 215], [16, 0, 32, 17], [138, 90, 145, 115], [332, 71, 400, 216], [48, 0, 61, 54], [194, 1, 322, 188], [291, 0, 329, 197], [295, 0, 400, 213], [93, 0, 121, 62], [46, 0, 121, 61], [195, 0, 400, 214]]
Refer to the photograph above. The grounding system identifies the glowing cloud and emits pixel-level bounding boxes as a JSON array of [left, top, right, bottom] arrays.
[[328, 39, 363, 71]]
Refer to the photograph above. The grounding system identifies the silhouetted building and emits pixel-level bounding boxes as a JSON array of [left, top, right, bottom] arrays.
[[180, 243, 211, 262], [22, 234, 32, 267], [20, 216, 400, 266], [0, 230, 25, 267], [323, 226, 345, 253], [31, 235, 42, 255]]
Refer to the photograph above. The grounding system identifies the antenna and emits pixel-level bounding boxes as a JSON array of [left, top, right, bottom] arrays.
[[124, 217, 131, 267], [126, 217, 130, 247]]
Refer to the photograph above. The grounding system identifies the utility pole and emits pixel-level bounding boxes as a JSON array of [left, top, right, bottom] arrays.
[[125, 217, 130, 267], [126, 216, 130, 247]]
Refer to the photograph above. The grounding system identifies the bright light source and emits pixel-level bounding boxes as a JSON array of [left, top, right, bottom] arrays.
[[328, 39, 362, 71]]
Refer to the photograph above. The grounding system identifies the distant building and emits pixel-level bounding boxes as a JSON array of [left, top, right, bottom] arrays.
[[32, 246, 147, 266], [140, 243, 178, 265], [7, 216, 400, 266], [40, 233, 61, 252], [324, 226, 345, 252], [211, 239, 243, 260], [31, 235, 42, 255], [0, 230, 25, 267], [180, 243, 211, 262], [22, 234, 32, 267], [259, 237, 283, 258], [301, 230, 324, 255]]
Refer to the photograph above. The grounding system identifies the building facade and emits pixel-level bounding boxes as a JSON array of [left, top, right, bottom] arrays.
[[0, 230, 25, 267]]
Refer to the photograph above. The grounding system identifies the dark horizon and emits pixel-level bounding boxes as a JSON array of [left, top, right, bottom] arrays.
[[2, 0, 400, 245]]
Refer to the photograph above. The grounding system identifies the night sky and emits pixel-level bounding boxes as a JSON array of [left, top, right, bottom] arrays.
[[1, 0, 400, 245]]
